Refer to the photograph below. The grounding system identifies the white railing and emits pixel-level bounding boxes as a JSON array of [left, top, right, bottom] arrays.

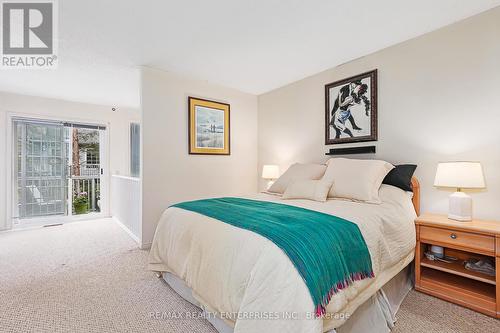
[[72, 176, 100, 213], [71, 162, 100, 214]]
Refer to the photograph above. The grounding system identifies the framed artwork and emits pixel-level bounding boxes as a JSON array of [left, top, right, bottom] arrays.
[[188, 97, 230, 155], [325, 69, 377, 144]]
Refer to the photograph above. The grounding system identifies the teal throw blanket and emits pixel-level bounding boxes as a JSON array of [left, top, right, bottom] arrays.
[[172, 197, 374, 316]]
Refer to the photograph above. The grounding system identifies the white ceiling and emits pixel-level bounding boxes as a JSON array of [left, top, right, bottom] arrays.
[[1, 0, 499, 108]]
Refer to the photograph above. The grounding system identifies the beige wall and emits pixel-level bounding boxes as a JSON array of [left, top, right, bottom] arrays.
[[141, 68, 258, 247], [0, 91, 140, 230], [258, 8, 500, 220]]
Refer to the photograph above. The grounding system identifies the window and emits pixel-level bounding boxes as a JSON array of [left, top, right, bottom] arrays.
[[86, 150, 99, 165], [130, 123, 140, 177]]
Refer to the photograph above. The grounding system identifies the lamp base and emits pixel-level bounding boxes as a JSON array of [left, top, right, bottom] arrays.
[[448, 191, 472, 222], [266, 180, 275, 190]]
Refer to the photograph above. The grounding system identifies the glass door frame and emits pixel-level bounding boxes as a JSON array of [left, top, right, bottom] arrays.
[[5, 113, 110, 230]]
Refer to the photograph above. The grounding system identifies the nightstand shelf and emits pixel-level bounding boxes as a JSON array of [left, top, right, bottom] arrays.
[[415, 213, 500, 318], [420, 257, 496, 285], [420, 268, 496, 312]]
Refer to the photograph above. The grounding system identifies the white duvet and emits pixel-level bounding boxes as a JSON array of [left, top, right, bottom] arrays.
[[148, 185, 416, 333]]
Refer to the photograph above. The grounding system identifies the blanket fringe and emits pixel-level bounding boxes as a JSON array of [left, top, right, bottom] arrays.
[[315, 270, 375, 317]]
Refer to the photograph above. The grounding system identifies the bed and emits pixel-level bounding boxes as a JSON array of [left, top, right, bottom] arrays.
[[148, 175, 420, 333]]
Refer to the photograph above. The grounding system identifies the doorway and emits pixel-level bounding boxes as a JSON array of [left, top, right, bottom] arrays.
[[11, 118, 107, 227]]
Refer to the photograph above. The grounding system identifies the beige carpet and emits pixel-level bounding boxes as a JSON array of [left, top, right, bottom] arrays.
[[1, 219, 498, 333]]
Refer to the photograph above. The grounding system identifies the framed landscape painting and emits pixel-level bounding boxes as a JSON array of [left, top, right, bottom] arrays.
[[188, 97, 230, 155], [325, 69, 377, 144]]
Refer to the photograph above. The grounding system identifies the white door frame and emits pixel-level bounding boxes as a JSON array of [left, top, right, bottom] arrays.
[[5, 112, 111, 229]]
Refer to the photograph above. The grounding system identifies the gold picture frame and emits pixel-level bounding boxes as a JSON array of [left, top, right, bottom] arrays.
[[189, 97, 230, 155]]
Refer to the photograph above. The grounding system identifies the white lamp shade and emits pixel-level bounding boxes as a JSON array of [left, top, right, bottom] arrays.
[[262, 165, 280, 179], [434, 162, 485, 189]]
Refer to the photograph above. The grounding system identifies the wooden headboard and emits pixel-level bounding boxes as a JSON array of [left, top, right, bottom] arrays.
[[411, 177, 420, 216]]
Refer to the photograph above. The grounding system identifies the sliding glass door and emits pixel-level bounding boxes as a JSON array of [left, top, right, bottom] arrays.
[[12, 118, 107, 226]]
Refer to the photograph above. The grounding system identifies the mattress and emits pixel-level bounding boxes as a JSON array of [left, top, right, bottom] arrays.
[[148, 184, 417, 333], [163, 261, 414, 333]]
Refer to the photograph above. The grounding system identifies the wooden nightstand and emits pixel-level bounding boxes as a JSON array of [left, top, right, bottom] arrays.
[[415, 213, 500, 318]]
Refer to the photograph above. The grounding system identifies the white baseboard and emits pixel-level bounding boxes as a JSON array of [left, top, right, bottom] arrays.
[[112, 217, 141, 245], [140, 242, 152, 250]]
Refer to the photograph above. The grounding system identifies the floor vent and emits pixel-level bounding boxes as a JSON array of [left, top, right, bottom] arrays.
[[43, 223, 63, 228]]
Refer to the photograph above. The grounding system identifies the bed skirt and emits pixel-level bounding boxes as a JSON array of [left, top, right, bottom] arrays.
[[162, 263, 414, 333]]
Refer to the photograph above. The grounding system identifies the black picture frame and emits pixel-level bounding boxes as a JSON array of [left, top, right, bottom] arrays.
[[325, 69, 378, 145]]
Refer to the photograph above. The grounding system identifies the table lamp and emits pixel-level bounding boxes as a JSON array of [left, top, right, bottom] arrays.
[[434, 161, 485, 221], [262, 165, 280, 190]]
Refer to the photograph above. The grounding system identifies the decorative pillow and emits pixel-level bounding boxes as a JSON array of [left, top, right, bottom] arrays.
[[322, 158, 394, 203], [383, 164, 417, 192], [283, 180, 333, 202], [268, 163, 327, 194]]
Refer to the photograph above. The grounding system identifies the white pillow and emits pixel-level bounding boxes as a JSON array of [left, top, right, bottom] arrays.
[[268, 163, 327, 194], [379, 184, 413, 204], [322, 158, 394, 203], [283, 180, 333, 202]]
